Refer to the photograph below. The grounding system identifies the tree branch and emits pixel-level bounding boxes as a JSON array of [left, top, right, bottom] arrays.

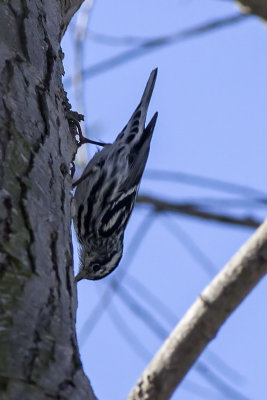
[[64, 13, 249, 86], [127, 219, 267, 400], [137, 194, 261, 228]]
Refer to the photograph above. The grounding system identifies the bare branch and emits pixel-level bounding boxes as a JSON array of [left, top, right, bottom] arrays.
[[127, 219, 267, 400], [137, 194, 261, 228], [125, 274, 246, 384], [161, 217, 218, 276], [118, 283, 248, 399], [108, 300, 245, 400], [144, 169, 267, 199], [64, 13, 249, 86]]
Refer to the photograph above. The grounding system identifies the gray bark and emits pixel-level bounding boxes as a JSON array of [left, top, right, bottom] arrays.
[[0, 1, 95, 399], [0, 1, 265, 400]]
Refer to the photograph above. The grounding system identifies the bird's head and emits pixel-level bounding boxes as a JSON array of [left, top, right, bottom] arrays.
[[75, 239, 123, 282]]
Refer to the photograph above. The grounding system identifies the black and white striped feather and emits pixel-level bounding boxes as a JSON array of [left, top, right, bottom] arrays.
[[74, 69, 158, 281]]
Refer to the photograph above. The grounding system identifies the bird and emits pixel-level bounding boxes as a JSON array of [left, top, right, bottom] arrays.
[[73, 68, 158, 282]]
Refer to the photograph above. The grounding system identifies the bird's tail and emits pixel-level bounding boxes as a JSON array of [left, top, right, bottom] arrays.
[[137, 68, 158, 111], [116, 68, 158, 142]]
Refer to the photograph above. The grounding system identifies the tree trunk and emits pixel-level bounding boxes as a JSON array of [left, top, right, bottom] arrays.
[[1, 1, 266, 400], [0, 1, 96, 399]]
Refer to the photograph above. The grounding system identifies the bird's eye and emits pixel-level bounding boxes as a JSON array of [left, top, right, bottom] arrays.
[[92, 264, 101, 272]]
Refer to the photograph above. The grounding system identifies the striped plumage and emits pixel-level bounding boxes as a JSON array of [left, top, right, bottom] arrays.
[[74, 69, 158, 281]]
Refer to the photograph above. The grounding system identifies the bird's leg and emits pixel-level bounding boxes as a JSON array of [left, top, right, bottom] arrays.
[[72, 169, 92, 189], [75, 120, 107, 147], [66, 110, 107, 147], [70, 161, 76, 178], [78, 135, 107, 147], [70, 116, 107, 148]]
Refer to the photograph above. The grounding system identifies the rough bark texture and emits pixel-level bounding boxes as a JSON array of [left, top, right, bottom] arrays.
[[0, 1, 265, 400], [61, 0, 84, 36], [0, 1, 95, 399], [127, 220, 267, 400]]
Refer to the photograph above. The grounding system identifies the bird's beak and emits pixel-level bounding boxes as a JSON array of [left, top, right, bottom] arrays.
[[74, 270, 86, 283]]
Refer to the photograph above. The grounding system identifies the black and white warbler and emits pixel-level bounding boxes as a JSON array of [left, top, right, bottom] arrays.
[[73, 69, 158, 281]]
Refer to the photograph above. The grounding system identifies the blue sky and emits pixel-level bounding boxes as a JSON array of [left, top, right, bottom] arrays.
[[62, 1, 267, 399]]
